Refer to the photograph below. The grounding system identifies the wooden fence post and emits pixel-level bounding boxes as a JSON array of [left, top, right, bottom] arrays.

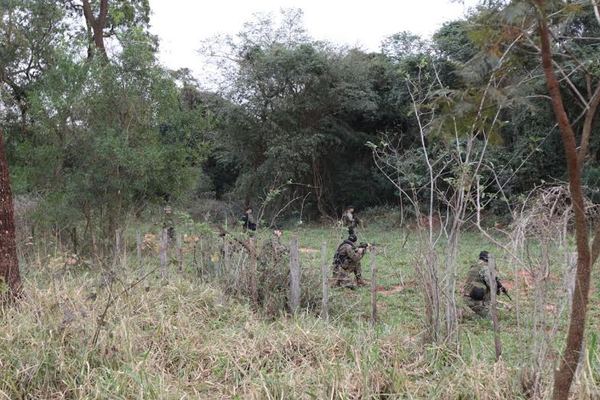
[[136, 230, 142, 260], [176, 234, 183, 272], [321, 241, 329, 321], [123, 233, 127, 268], [488, 255, 502, 361], [248, 237, 258, 305], [289, 236, 301, 314], [114, 229, 122, 267], [370, 247, 377, 327], [198, 237, 204, 278], [91, 229, 98, 266], [72, 227, 78, 255], [159, 228, 168, 279], [223, 238, 230, 276]]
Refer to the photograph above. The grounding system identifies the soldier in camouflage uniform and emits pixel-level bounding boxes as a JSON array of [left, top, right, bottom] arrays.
[[332, 233, 366, 289], [241, 206, 257, 233], [462, 251, 494, 318], [162, 205, 175, 245], [341, 206, 360, 235]]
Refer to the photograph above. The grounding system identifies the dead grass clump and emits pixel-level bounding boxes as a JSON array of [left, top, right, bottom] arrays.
[[217, 235, 324, 318], [0, 265, 408, 399], [435, 360, 523, 399], [5, 249, 590, 399], [508, 184, 599, 398]]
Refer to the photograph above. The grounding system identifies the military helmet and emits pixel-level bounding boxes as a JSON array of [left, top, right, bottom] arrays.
[[479, 250, 490, 262]]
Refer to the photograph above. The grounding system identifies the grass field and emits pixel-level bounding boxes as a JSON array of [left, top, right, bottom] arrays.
[[1, 214, 599, 399]]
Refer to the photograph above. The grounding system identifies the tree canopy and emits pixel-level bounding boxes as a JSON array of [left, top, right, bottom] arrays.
[[2, 1, 600, 227]]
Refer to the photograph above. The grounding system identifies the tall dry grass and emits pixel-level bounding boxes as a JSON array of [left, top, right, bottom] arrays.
[[2, 222, 598, 399]]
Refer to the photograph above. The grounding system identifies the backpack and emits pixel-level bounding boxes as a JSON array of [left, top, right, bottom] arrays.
[[469, 286, 486, 301], [333, 241, 353, 266]]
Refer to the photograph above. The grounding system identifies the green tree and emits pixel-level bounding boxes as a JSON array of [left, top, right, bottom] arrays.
[[203, 10, 399, 217], [3, 0, 210, 254]]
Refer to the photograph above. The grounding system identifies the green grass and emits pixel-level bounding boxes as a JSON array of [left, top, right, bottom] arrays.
[[2, 215, 599, 399]]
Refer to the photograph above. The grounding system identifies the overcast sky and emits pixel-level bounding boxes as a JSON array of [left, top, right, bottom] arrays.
[[149, 0, 479, 86]]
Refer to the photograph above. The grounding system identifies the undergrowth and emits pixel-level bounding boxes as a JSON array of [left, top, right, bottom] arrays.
[[2, 220, 599, 399]]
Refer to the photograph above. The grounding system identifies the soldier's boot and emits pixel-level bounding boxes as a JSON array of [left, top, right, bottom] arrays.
[[332, 265, 341, 287], [341, 278, 356, 290], [469, 300, 489, 318], [474, 303, 490, 318], [462, 298, 483, 321], [336, 270, 355, 289]]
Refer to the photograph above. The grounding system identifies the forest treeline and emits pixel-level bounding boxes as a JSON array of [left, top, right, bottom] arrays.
[[2, 0, 600, 235]]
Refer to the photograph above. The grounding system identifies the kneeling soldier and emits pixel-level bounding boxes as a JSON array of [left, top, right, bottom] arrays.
[[332, 233, 366, 289], [462, 250, 508, 318]]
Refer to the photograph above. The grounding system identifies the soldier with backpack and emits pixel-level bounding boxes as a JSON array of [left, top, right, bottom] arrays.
[[332, 233, 366, 289], [462, 251, 510, 318]]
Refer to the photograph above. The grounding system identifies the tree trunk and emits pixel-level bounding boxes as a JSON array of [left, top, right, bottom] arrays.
[[159, 228, 168, 280], [82, 0, 109, 60], [0, 129, 22, 300], [535, 4, 594, 399]]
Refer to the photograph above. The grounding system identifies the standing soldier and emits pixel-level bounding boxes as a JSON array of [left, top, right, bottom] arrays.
[[332, 233, 366, 289], [241, 206, 257, 233], [341, 205, 360, 235], [163, 205, 175, 245], [462, 251, 508, 318]]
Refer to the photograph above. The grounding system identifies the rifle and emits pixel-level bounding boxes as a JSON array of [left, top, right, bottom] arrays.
[[358, 242, 379, 252], [495, 277, 512, 301]]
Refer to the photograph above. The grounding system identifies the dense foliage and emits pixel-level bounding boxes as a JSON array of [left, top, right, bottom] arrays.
[[1, 0, 210, 250], [2, 0, 600, 239]]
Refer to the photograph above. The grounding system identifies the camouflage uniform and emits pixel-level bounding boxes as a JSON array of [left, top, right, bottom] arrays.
[[241, 209, 257, 233], [332, 239, 365, 288], [162, 206, 175, 244], [341, 209, 359, 233], [462, 260, 492, 318]]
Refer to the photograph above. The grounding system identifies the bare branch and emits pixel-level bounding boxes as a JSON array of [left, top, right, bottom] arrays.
[[578, 83, 600, 168], [592, 0, 600, 27], [525, 36, 590, 110]]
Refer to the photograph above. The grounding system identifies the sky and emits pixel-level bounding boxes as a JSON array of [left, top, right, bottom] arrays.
[[149, 0, 479, 87]]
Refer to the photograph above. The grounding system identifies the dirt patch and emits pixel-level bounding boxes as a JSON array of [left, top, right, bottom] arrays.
[[502, 272, 532, 292], [299, 247, 319, 254], [327, 277, 372, 287], [377, 284, 405, 296]]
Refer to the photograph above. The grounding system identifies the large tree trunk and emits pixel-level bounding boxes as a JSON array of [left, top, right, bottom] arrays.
[[82, 0, 109, 60], [535, 3, 594, 399], [0, 129, 22, 300]]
